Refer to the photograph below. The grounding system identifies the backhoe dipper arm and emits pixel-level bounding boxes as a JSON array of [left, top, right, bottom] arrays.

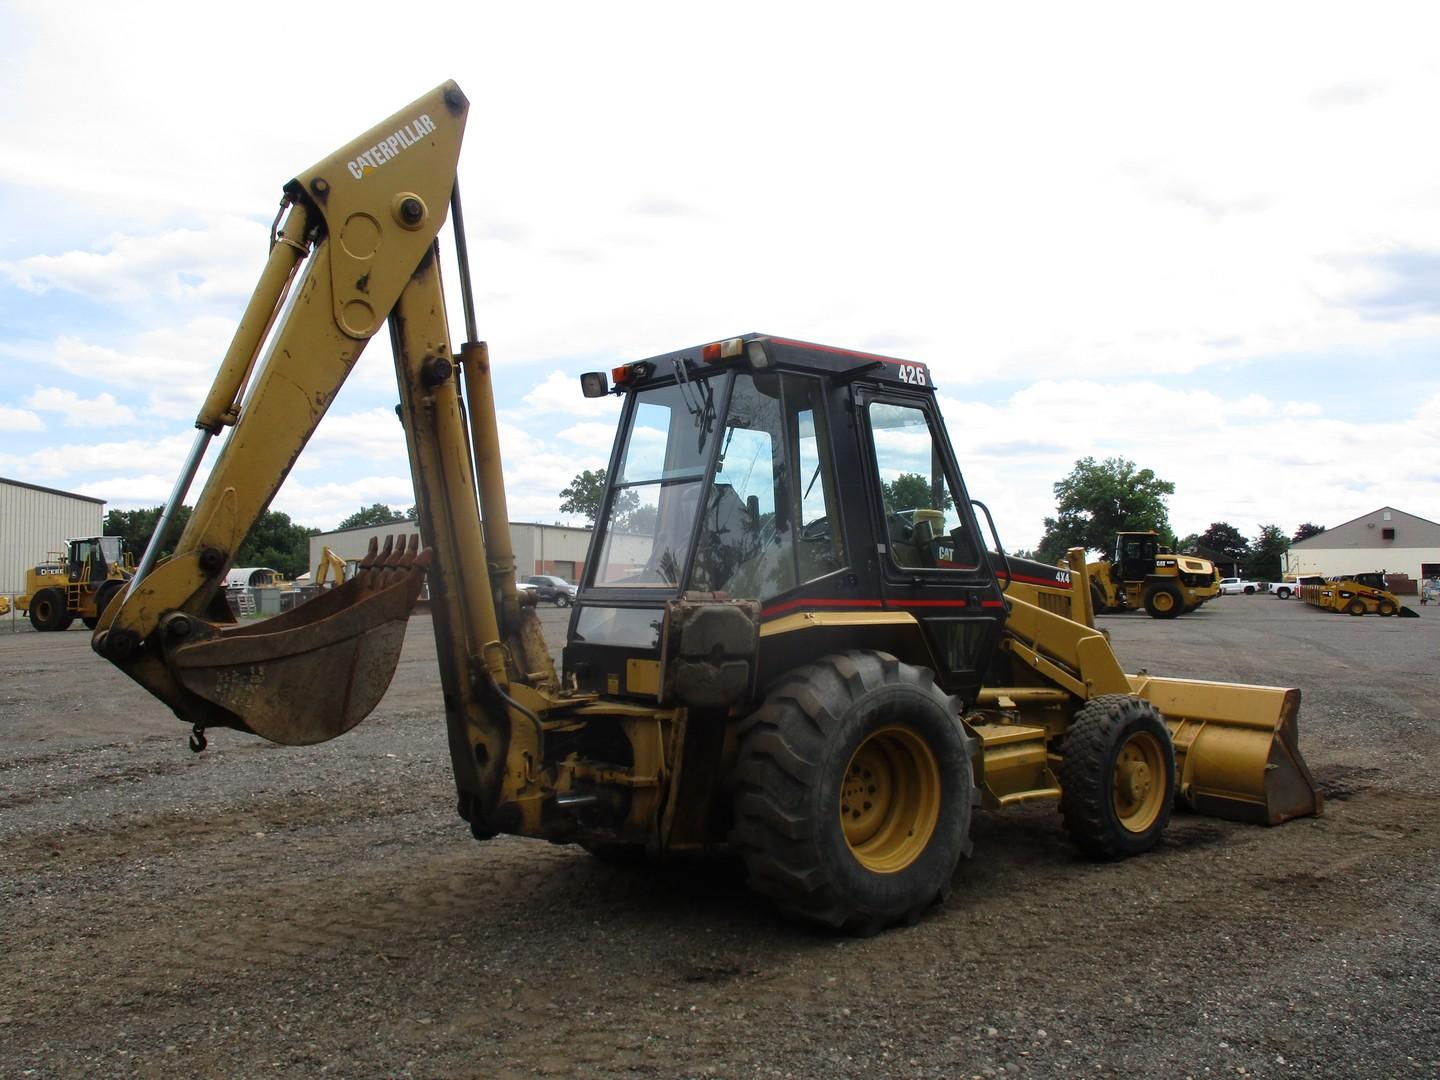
[[93, 82, 544, 805]]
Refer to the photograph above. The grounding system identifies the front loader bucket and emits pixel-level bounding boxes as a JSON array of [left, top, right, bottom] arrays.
[[1127, 675, 1322, 825], [1399, 605, 1420, 618], [163, 537, 431, 746]]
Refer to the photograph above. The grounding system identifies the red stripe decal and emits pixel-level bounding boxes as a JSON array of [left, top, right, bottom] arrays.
[[760, 596, 1010, 618]]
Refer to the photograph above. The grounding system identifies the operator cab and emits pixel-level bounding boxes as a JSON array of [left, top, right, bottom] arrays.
[[565, 334, 1044, 706], [1115, 531, 1160, 582], [67, 537, 124, 584]]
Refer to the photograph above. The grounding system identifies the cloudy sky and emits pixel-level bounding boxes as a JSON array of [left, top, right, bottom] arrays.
[[2, 1, 1437, 553]]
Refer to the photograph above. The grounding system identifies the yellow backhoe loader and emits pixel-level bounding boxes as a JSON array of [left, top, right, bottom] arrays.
[[92, 81, 1321, 932], [1087, 531, 1220, 619], [315, 546, 347, 587]]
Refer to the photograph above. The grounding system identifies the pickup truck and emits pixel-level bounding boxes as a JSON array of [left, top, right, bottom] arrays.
[[1269, 576, 1325, 599], [522, 574, 579, 607], [1217, 577, 1259, 595]]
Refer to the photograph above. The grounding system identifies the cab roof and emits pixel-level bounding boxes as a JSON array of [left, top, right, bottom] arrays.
[[622, 333, 935, 393]]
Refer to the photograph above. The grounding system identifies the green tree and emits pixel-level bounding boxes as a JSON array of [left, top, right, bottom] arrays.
[[1199, 522, 1251, 567], [560, 469, 610, 525], [1292, 522, 1325, 543], [881, 472, 952, 512], [1174, 533, 1201, 554], [104, 505, 194, 563], [1250, 524, 1289, 581], [1034, 457, 1175, 563], [336, 503, 407, 531], [237, 510, 319, 579]]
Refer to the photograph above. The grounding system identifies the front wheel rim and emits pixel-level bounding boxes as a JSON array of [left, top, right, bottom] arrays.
[[1113, 731, 1166, 833], [840, 725, 941, 873]]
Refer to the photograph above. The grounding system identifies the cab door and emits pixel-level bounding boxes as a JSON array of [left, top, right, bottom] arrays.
[[856, 390, 1004, 697]]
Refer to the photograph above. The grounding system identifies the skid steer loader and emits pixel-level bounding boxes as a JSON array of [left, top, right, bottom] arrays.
[[93, 81, 1321, 932]]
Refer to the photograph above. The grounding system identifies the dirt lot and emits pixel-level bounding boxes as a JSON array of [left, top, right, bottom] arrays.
[[2, 597, 1437, 1078]]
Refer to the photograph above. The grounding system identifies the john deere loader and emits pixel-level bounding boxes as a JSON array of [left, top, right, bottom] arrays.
[[92, 81, 1321, 932], [20, 536, 133, 631]]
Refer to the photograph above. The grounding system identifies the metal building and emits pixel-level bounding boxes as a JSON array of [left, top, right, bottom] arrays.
[[1286, 506, 1440, 587], [1, 477, 106, 596]]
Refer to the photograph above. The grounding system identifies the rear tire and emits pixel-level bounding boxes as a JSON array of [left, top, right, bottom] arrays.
[[28, 588, 71, 632], [1058, 695, 1175, 859], [1090, 584, 1110, 616], [1143, 583, 1183, 619], [1346, 599, 1367, 616], [730, 650, 975, 933], [1275, 586, 1291, 599]]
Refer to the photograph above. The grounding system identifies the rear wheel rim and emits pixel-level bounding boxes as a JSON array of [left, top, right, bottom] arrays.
[[840, 725, 941, 873], [1153, 591, 1175, 612], [1113, 731, 1166, 833]]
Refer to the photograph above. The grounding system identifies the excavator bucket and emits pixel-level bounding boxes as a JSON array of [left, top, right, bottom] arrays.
[[1127, 675, 1322, 824], [163, 536, 431, 746]]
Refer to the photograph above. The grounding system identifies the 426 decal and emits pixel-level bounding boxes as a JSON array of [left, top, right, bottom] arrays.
[[896, 363, 929, 386]]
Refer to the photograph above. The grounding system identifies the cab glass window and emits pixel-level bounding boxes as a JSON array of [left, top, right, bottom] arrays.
[[866, 400, 977, 571], [593, 379, 718, 586], [691, 372, 845, 599]]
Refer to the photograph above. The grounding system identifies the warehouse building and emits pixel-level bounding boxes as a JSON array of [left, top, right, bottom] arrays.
[[308, 521, 593, 585], [1, 477, 106, 595], [1286, 506, 1440, 591]]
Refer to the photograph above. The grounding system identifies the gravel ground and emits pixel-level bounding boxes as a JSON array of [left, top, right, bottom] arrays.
[[1, 596, 1437, 1078]]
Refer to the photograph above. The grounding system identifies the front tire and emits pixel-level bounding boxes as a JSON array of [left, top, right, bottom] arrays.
[[555, 594, 571, 608], [1058, 695, 1175, 859], [28, 588, 72, 632], [730, 651, 975, 933], [1275, 586, 1291, 599], [1143, 583, 1183, 619], [1377, 599, 1395, 617]]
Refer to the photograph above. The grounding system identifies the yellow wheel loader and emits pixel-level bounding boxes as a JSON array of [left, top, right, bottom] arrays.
[[92, 81, 1321, 933], [20, 536, 133, 631], [1087, 531, 1220, 619]]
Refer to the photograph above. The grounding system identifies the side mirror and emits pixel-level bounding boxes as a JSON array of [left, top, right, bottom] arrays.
[[580, 371, 609, 398]]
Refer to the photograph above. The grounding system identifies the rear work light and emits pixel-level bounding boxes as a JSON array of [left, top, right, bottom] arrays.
[[701, 338, 746, 363]]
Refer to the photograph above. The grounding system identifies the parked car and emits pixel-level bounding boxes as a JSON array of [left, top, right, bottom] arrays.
[[1218, 577, 1258, 595], [522, 574, 578, 607]]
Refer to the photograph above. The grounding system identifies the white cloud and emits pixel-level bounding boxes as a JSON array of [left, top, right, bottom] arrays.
[[0, 406, 45, 432], [24, 387, 136, 427], [0, 218, 268, 307]]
